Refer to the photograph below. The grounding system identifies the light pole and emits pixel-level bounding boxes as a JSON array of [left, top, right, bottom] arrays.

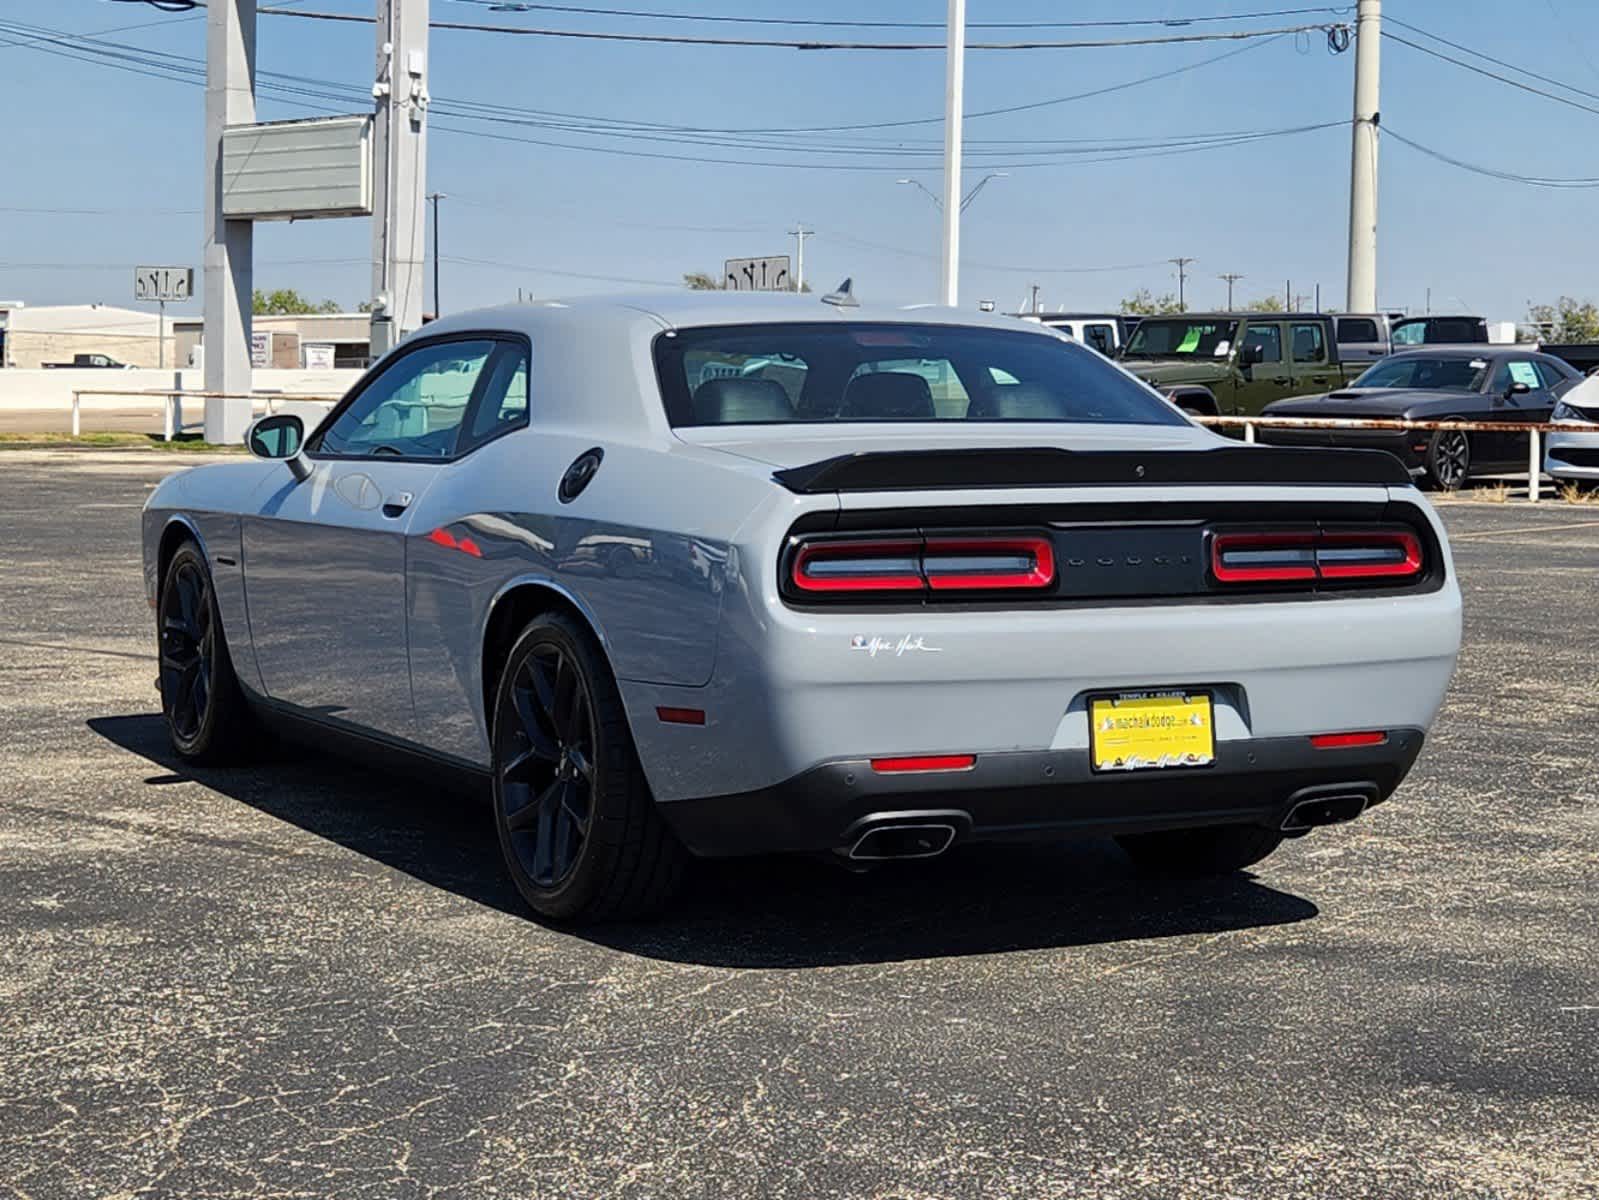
[[940, 0, 966, 306], [427, 191, 446, 319], [897, 173, 1010, 214]]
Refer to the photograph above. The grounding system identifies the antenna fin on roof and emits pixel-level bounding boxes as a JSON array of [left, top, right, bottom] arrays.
[[821, 278, 859, 309]]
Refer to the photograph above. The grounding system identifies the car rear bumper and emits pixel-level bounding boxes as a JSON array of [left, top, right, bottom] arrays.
[[1544, 427, 1599, 478], [657, 730, 1425, 857]]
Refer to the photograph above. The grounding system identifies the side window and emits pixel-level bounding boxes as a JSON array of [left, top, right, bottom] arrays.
[[1534, 359, 1570, 389], [1290, 322, 1327, 364], [315, 339, 497, 459], [1391, 320, 1425, 347], [1242, 323, 1282, 363], [1083, 324, 1115, 354], [1501, 359, 1541, 390], [460, 343, 531, 452], [1337, 318, 1379, 343]]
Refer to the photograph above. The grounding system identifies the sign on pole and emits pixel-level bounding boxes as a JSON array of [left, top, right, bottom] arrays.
[[134, 266, 194, 303], [724, 256, 792, 292]]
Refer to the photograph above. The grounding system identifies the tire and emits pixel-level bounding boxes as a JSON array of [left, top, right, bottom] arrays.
[[1424, 429, 1471, 491], [490, 612, 687, 922], [157, 540, 252, 763], [1115, 823, 1284, 877]]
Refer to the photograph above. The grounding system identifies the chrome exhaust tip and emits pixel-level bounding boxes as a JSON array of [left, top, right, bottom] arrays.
[[1281, 792, 1371, 833], [847, 822, 958, 861]]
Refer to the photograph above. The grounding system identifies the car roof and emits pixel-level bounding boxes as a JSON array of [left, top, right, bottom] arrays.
[[418, 291, 1057, 340], [1381, 347, 1518, 360], [1132, 311, 1333, 321]]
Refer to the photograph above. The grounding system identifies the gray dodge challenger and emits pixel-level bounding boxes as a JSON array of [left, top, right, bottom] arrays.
[[142, 291, 1463, 921]]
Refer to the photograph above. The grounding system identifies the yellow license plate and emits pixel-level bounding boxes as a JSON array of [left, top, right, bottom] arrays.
[[1090, 691, 1215, 772]]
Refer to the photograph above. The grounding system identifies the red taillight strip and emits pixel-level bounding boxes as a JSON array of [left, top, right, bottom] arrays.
[[1311, 731, 1388, 749], [791, 540, 924, 593], [923, 536, 1056, 591], [870, 754, 976, 773], [1211, 529, 1423, 585]]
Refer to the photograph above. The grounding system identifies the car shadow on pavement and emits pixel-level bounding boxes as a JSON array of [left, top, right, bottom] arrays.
[[91, 713, 1320, 969]]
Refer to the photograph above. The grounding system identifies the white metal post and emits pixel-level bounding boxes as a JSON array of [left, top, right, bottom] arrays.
[[71, 393, 81, 437], [203, 0, 256, 446], [939, 0, 966, 307], [370, 0, 431, 357], [1528, 429, 1542, 503], [1244, 422, 1257, 444], [1345, 0, 1381, 314]]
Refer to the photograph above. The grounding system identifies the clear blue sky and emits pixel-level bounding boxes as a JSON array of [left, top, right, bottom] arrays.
[[4, 0, 1599, 322]]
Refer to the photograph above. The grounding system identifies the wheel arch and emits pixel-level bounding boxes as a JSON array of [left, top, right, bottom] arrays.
[[480, 577, 612, 734], [157, 515, 209, 588], [1163, 386, 1219, 417]]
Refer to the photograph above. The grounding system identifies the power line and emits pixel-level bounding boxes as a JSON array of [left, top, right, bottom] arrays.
[[1381, 30, 1599, 119], [438, 1, 1349, 32], [825, 233, 1170, 276], [1385, 127, 1599, 188], [441, 255, 680, 287], [261, 8, 1349, 54], [1384, 15, 1599, 106]]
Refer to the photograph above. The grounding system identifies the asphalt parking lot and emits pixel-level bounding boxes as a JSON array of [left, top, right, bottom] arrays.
[[0, 450, 1595, 1200]]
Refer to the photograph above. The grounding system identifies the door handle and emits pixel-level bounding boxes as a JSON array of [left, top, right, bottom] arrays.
[[381, 491, 413, 518]]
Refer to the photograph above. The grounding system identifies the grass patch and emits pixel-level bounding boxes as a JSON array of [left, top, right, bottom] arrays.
[[1471, 481, 1511, 504], [0, 432, 243, 453], [1558, 480, 1599, 505]]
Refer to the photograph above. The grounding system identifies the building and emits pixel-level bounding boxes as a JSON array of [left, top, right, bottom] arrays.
[[172, 312, 372, 371], [0, 304, 173, 369]]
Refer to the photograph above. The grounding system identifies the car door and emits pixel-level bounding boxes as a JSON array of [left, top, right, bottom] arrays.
[[1481, 356, 1547, 467], [1234, 320, 1290, 414], [1288, 320, 1336, 393], [241, 335, 515, 740]]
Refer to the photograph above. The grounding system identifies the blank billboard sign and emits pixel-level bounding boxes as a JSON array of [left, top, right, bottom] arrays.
[[221, 116, 374, 221]]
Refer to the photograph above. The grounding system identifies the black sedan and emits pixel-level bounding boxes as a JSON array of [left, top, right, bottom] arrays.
[[1259, 348, 1581, 489]]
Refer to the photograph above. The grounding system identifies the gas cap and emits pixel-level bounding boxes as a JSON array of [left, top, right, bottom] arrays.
[[558, 447, 605, 503]]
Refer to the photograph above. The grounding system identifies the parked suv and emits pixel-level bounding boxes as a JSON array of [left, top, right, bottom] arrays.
[[1119, 312, 1355, 416], [1018, 313, 1122, 356]]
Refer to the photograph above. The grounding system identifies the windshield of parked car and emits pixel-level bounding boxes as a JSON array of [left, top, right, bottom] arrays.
[[656, 323, 1187, 427], [1123, 318, 1239, 359], [1353, 356, 1488, 391]]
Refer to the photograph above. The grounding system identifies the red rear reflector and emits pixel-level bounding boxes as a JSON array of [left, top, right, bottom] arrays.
[[870, 754, 976, 773], [656, 706, 706, 726], [1311, 731, 1388, 749]]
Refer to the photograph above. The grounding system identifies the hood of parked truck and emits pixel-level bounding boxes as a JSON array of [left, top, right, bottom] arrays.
[[1120, 358, 1230, 388]]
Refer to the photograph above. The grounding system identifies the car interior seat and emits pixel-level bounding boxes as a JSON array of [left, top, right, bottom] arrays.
[[691, 377, 794, 424], [839, 372, 935, 420]]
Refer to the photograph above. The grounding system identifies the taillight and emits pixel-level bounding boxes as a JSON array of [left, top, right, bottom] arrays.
[[789, 534, 1056, 597], [1211, 529, 1422, 585]]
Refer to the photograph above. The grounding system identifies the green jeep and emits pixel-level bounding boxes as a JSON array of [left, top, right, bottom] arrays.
[[1118, 313, 1355, 417]]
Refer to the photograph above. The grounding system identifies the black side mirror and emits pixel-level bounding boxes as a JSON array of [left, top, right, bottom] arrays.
[[1242, 343, 1266, 367], [246, 413, 311, 481], [1507, 380, 1532, 398]]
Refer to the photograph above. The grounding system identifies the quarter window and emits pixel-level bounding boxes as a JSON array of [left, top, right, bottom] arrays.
[[1337, 318, 1379, 343], [1290, 322, 1327, 364], [1082, 323, 1116, 354]]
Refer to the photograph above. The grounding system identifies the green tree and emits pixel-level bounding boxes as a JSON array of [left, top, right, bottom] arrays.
[[683, 271, 722, 291], [252, 288, 342, 315], [1242, 295, 1285, 313], [1526, 296, 1599, 343], [1119, 288, 1184, 315]]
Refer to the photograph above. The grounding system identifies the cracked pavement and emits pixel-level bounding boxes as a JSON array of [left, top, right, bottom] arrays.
[[0, 450, 1595, 1199]]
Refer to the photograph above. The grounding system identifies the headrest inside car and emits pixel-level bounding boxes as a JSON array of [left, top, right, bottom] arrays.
[[840, 372, 935, 420], [692, 377, 794, 424], [966, 382, 1068, 421]]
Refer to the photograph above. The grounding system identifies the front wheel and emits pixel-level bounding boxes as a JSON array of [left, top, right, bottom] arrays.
[[158, 541, 251, 762], [1115, 824, 1284, 876], [490, 613, 687, 922], [1424, 429, 1471, 491]]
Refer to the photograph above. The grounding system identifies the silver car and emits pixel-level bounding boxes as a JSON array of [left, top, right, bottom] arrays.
[[1544, 371, 1599, 483], [142, 292, 1462, 921]]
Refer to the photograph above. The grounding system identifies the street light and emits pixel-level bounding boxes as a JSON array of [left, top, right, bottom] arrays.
[[896, 172, 1010, 214]]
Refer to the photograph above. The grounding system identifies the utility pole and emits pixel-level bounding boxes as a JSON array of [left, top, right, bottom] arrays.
[[1346, 0, 1381, 313], [940, 0, 966, 306], [370, 0, 431, 358], [789, 224, 814, 292], [1218, 272, 1244, 309], [203, 0, 255, 445], [428, 191, 445, 319], [1030, 283, 1041, 315], [1169, 257, 1195, 312]]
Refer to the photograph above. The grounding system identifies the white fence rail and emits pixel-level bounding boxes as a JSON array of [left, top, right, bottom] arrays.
[[69, 389, 342, 443]]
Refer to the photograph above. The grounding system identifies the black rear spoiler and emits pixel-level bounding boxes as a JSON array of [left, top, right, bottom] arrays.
[[772, 445, 1412, 494]]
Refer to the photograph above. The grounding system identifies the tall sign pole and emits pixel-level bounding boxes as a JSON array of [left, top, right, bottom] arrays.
[[370, 0, 431, 358], [939, 0, 966, 307], [1345, 0, 1381, 313], [203, 0, 256, 444]]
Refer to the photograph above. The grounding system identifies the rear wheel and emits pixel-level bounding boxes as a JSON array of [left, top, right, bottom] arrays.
[[158, 541, 251, 762], [1424, 429, 1471, 491], [1116, 824, 1284, 876], [490, 613, 686, 922]]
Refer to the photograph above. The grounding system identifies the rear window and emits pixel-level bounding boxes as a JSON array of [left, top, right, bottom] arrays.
[[656, 323, 1186, 428], [1337, 318, 1380, 343]]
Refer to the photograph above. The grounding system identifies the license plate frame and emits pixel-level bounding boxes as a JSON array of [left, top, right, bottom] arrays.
[[1089, 690, 1216, 773]]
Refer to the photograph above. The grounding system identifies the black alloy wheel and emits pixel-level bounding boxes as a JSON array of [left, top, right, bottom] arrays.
[[490, 613, 687, 922], [1425, 429, 1471, 491], [160, 557, 216, 744], [497, 642, 597, 890]]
